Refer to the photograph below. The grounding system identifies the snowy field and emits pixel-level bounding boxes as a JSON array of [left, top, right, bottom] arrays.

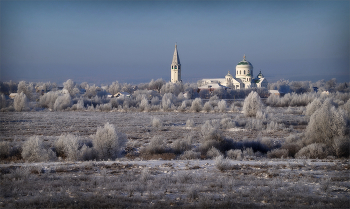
[[0, 110, 349, 208]]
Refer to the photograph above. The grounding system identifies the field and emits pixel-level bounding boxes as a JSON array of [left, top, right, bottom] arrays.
[[0, 110, 349, 208]]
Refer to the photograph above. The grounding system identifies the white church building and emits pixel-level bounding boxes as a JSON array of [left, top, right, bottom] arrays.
[[170, 44, 268, 89], [198, 55, 268, 90]]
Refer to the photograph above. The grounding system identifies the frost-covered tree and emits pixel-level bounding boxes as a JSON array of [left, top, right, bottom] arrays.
[[40, 91, 59, 109], [305, 98, 322, 116], [54, 94, 72, 111], [17, 81, 35, 101], [22, 136, 57, 162], [140, 98, 150, 112], [108, 81, 121, 95], [63, 79, 80, 97], [162, 93, 175, 111], [243, 91, 263, 117], [149, 78, 165, 92], [305, 100, 348, 147], [92, 123, 127, 160], [14, 92, 28, 112]]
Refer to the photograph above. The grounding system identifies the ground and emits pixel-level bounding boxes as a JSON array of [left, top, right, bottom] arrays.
[[0, 110, 349, 208]]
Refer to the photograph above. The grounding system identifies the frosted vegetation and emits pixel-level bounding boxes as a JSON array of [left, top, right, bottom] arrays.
[[0, 78, 349, 208]]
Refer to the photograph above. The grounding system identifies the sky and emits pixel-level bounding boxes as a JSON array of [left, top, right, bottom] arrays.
[[1, 0, 349, 85]]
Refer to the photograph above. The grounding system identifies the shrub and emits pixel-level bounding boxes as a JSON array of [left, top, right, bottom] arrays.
[[14, 92, 28, 112], [295, 143, 331, 159], [245, 119, 264, 130], [0, 141, 10, 159], [201, 120, 223, 142], [55, 134, 81, 161], [220, 118, 235, 129], [332, 136, 350, 158], [152, 117, 163, 129], [215, 155, 231, 171], [226, 149, 242, 160], [172, 137, 192, 154], [206, 147, 222, 159], [180, 150, 201, 160], [203, 102, 212, 113], [267, 149, 289, 158], [243, 91, 263, 117], [191, 98, 202, 112], [186, 119, 195, 128], [22, 136, 57, 162], [162, 93, 175, 111], [54, 94, 72, 111], [141, 136, 167, 155], [0, 94, 7, 109], [92, 123, 127, 160], [217, 100, 227, 112]]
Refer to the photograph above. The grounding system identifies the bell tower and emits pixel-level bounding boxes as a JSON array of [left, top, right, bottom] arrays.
[[171, 44, 181, 83]]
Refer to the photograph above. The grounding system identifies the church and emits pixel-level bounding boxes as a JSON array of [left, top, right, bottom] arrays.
[[170, 44, 268, 90]]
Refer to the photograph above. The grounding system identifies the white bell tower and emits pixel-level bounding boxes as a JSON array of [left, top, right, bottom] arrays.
[[171, 44, 181, 83]]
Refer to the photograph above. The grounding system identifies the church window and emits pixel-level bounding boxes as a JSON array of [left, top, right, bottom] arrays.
[[244, 70, 246, 74], [240, 70, 241, 74], [172, 66, 173, 69], [175, 66, 177, 69]]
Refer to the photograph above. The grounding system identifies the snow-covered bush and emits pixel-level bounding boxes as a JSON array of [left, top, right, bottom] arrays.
[[55, 134, 80, 161], [226, 149, 242, 160], [40, 91, 59, 109], [206, 147, 222, 159], [191, 98, 202, 112], [91, 123, 127, 160], [215, 155, 231, 171], [245, 119, 264, 130], [14, 92, 28, 112], [217, 100, 227, 112], [21, 136, 57, 162], [179, 150, 201, 160], [243, 91, 263, 117], [0, 141, 10, 159], [256, 110, 267, 120], [295, 143, 331, 159], [266, 121, 285, 132], [152, 117, 163, 129], [186, 119, 195, 127], [332, 136, 350, 158], [220, 118, 235, 129], [0, 94, 7, 109], [203, 102, 212, 113], [54, 94, 72, 111], [201, 120, 223, 142], [141, 136, 167, 155], [172, 137, 192, 154], [267, 149, 289, 158]]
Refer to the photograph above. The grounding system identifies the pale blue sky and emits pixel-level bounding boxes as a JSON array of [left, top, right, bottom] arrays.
[[1, 0, 349, 84]]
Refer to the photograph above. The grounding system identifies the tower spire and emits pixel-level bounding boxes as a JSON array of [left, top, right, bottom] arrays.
[[172, 43, 180, 65]]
